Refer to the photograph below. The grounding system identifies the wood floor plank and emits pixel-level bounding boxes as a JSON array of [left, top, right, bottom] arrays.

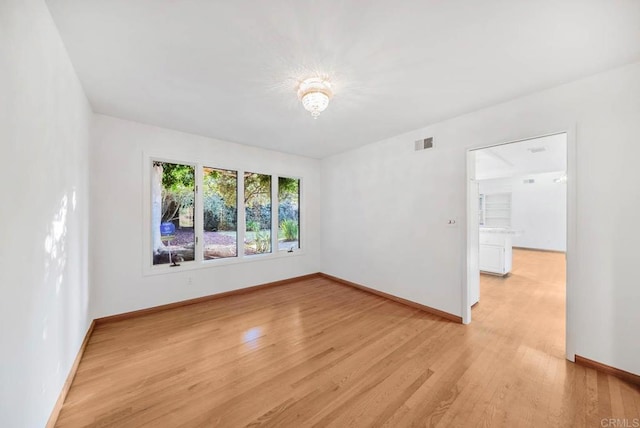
[[55, 250, 640, 427]]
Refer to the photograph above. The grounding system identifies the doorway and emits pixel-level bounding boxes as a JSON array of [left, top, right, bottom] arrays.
[[464, 131, 575, 360]]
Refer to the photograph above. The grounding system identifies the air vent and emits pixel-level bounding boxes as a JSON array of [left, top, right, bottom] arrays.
[[415, 137, 433, 151], [523, 178, 535, 184], [528, 146, 546, 154]]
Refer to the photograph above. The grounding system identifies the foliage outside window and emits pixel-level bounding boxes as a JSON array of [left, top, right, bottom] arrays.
[[150, 159, 301, 269], [203, 167, 237, 260], [152, 161, 195, 265], [278, 177, 300, 251], [244, 172, 272, 255]]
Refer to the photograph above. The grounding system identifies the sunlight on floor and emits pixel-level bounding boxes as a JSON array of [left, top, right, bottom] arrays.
[[243, 327, 263, 350]]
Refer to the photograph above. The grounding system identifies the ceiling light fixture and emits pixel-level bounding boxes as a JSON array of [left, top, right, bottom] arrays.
[[297, 77, 333, 119]]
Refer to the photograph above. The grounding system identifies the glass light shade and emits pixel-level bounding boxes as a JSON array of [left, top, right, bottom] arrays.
[[297, 77, 333, 119], [301, 92, 329, 118]]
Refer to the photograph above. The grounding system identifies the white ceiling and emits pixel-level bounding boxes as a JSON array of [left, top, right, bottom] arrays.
[[46, 0, 640, 159], [474, 133, 567, 180]]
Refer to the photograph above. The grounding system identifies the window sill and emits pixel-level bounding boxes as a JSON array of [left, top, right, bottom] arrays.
[[143, 249, 306, 277]]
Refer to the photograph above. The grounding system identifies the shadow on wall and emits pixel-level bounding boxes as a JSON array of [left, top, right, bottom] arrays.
[[612, 189, 640, 376], [36, 189, 90, 418]]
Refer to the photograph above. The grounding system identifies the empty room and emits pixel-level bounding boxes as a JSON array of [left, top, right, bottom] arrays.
[[1, 1, 640, 427]]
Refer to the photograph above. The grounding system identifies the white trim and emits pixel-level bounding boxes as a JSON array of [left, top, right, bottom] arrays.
[[464, 128, 575, 361], [237, 168, 246, 261], [194, 164, 204, 263], [275, 175, 303, 253], [462, 151, 475, 324], [565, 125, 577, 362], [142, 153, 305, 277], [242, 170, 274, 258], [271, 174, 278, 254], [142, 248, 307, 277], [143, 154, 198, 276], [142, 151, 151, 273]]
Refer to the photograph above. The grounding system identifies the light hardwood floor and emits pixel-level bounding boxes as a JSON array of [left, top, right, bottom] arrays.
[[56, 250, 640, 427]]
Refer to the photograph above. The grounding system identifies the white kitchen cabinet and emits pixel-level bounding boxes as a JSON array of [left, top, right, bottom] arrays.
[[479, 228, 513, 275]]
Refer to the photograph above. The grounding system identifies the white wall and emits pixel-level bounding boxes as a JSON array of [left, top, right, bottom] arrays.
[[479, 172, 567, 252], [321, 61, 640, 376], [90, 115, 322, 318], [0, 1, 92, 426]]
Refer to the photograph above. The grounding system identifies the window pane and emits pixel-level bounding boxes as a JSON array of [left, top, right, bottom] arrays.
[[203, 167, 237, 260], [151, 161, 195, 265], [244, 172, 271, 255], [278, 177, 300, 251]]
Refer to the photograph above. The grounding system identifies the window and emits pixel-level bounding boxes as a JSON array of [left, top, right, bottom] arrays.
[[278, 177, 300, 251], [148, 159, 301, 271], [203, 167, 237, 260], [151, 161, 195, 266], [244, 172, 271, 255]]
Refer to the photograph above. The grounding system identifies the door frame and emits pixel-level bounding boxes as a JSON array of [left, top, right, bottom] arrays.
[[463, 128, 577, 362]]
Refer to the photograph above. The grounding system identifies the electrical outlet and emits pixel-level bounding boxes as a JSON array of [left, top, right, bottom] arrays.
[[187, 277, 193, 285]]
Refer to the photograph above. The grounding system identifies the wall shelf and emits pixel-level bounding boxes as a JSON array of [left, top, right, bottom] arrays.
[[481, 193, 512, 227]]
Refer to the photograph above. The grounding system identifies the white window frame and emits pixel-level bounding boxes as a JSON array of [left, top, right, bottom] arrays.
[[142, 155, 305, 276], [276, 175, 303, 252]]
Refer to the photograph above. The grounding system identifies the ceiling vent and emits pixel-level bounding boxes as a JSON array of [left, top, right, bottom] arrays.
[[527, 146, 546, 154], [415, 137, 433, 151]]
